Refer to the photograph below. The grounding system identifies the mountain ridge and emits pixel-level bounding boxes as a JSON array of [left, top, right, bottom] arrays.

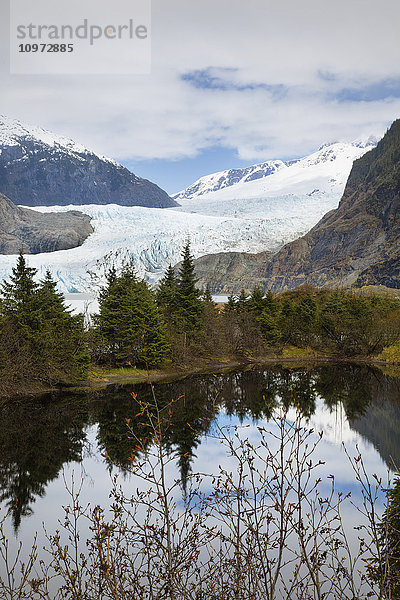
[[0, 127, 382, 293], [173, 138, 377, 202]]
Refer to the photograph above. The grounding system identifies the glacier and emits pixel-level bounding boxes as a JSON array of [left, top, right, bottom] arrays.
[[0, 139, 376, 302]]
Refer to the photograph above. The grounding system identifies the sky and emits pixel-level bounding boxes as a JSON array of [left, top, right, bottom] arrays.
[[2, 0, 400, 194]]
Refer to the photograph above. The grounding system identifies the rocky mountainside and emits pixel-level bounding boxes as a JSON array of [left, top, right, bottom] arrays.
[[193, 120, 400, 293], [0, 193, 93, 254], [186, 250, 274, 294], [0, 116, 177, 208], [256, 119, 400, 291]]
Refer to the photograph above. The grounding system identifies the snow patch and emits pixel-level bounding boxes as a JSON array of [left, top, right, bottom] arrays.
[[0, 114, 118, 165]]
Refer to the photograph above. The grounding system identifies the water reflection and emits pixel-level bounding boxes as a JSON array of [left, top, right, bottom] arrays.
[[0, 395, 88, 530], [1, 363, 400, 531]]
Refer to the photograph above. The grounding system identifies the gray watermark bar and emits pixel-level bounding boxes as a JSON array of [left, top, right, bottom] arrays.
[[10, 0, 151, 75]]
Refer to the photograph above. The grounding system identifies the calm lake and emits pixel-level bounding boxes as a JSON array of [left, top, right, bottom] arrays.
[[1, 362, 400, 578]]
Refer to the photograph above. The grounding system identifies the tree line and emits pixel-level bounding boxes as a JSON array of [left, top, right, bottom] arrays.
[[1, 243, 400, 395]]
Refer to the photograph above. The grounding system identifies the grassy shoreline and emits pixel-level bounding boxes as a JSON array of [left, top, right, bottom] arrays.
[[1, 349, 398, 400], [84, 355, 395, 390]]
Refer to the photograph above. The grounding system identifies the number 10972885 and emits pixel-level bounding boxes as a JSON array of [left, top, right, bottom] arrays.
[[18, 43, 74, 53]]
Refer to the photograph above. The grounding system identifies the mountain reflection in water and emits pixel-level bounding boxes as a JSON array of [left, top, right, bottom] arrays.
[[1, 363, 400, 532]]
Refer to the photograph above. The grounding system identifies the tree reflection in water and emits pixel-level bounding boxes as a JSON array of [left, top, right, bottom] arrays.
[[0, 394, 88, 530], [1, 363, 400, 531]]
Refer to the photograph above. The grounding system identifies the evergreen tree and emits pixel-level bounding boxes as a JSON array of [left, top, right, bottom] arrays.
[[0, 256, 89, 387], [264, 290, 278, 315], [36, 271, 90, 380], [247, 286, 265, 315], [225, 295, 237, 312], [97, 265, 136, 353], [278, 297, 297, 344], [139, 283, 171, 367], [175, 241, 203, 331], [319, 291, 347, 343], [280, 297, 295, 318], [97, 267, 169, 368], [202, 284, 214, 305], [156, 264, 178, 316], [1, 251, 39, 331], [0, 254, 39, 388], [104, 263, 118, 288], [237, 289, 249, 313], [297, 294, 317, 325], [37, 270, 72, 318], [258, 309, 280, 345]]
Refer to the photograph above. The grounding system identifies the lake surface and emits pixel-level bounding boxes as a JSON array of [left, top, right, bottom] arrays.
[[1, 362, 400, 581]]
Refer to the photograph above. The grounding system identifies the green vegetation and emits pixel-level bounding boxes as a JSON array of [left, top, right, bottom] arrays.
[[379, 342, 400, 364], [94, 261, 169, 369], [0, 252, 89, 394], [175, 241, 204, 331], [2, 244, 400, 396], [381, 475, 400, 598], [224, 285, 400, 358]]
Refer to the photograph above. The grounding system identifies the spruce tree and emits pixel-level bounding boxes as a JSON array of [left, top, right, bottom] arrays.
[[37, 270, 72, 319], [237, 289, 249, 313], [36, 271, 90, 381], [0, 253, 42, 384], [0, 253, 38, 387], [264, 290, 278, 315], [225, 295, 237, 312], [175, 241, 203, 331], [297, 294, 317, 326], [1, 251, 39, 330], [156, 264, 178, 316], [202, 284, 214, 305], [137, 281, 170, 367], [97, 266, 136, 355], [258, 309, 280, 345], [0, 256, 89, 387], [248, 286, 265, 315], [97, 267, 169, 368], [319, 291, 346, 339], [278, 297, 297, 344]]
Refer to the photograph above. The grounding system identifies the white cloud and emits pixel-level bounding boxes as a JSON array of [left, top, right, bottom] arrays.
[[1, 0, 400, 163]]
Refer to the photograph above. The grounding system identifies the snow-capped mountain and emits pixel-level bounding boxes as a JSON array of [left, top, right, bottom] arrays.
[[174, 160, 287, 200], [0, 115, 176, 208], [0, 115, 104, 158], [173, 139, 377, 206]]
